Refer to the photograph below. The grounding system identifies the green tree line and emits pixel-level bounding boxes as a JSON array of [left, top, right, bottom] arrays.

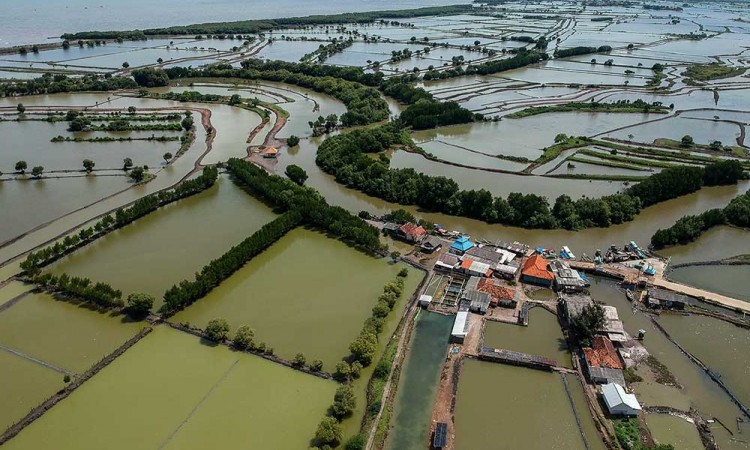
[[61, 5, 473, 39], [225, 158, 383, 252], [160, 211, 302, 316], [31, 273, 124, 309], [0, 73, 136, 97], [21, 166, 218, 275], [421, 48, 546, 81], [315, 124, 746, 230], [651, 189, 750, 248]]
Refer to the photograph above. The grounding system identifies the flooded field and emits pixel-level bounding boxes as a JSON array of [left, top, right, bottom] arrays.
[[668, 265, 750, 302], [174, 228, 421, 369], [646, 414, 704, 450], [0, 292, 142, 373], [483, 308, 572, 368], [454, 360, 590, 450], [0, 175, 132, 246], [4, 326, 336, 450], [50, 176, 277, 306], [385, 312, 453, 450], [658, 313, 750, 407], [0, 350, 63, 432]]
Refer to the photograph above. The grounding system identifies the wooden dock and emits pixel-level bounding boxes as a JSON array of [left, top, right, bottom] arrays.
[[652, 278, 750, 314]]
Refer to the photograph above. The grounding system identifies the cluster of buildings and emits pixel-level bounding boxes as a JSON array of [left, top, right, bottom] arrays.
[[520, 255, 588, 293], [434, 235, 528, 280], [560, 293, 644, 417]]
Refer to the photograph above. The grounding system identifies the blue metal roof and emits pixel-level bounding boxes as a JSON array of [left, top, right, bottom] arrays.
[[451, 236, 474, 251]]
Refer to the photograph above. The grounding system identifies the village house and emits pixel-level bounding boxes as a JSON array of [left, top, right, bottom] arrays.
[[521, 255, 554, 287], [601, 383, 642, 417], [458, 258, 493, 278], [261, 146, 279, 158], [475, 277, 517, 308], [559, 293, 594, 324], [646, 288, 688, 310], [418, 235, 443, 253], [582, 336, 626, 385], [549, 260, 586, 293], [449, 236, 475, 256], [383, 222, 427, 244], [495, 240, 530, 256], [435, 253, 459, 272], [451, 308, 470, 343]]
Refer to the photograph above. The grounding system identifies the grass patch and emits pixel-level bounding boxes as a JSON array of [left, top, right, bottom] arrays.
[[646, 355, 679, 386], [577, 148, 675, 168], [623, 367, 643, 384], [683, 63, 747, 81], [506, 101, 668, 119], [547, 173, 648, 182], [530, 137, 591, 169], [567, 155, 648, 171]]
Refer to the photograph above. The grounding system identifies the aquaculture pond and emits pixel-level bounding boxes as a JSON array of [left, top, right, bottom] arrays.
[[482, 308, 572, 368], [658, 313, 750, 407], [174, 228, 422, 369], [454, 360, 591, 450], [0, 349, 63, 432], [0, 292, 143, 374], [3, 326, 336, 450], [660, 226, 750, 265], [0, 119, 179, 171], [385, 311, 453, 450], [50, 175, 277, 307], [0, 175, 131, 246], [646, 414, 704, 450], [667, 265, 750, 302], [588, 278, 749, 450]]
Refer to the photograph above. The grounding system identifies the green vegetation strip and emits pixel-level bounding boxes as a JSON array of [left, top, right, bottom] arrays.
[[61, 5, 475, 39], [506, 100, 668, 119], [21, 167, 220, 307], [566, 155, 648, 171], [576, 148, 675, 169], [313, 272, 409, 449], [683, 63, 747, 82], [651, 187, 750, 249]]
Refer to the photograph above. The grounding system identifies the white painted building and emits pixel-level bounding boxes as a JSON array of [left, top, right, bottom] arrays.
[[601, 383, 642, 416], [451, 311, 469, 343]]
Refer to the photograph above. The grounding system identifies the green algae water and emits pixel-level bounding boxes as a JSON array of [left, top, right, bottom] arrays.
[[483, 308, 572, 368], [385, 311, 453, 450], [174, 227, 417, 369], [4, 326, 336, 450], [454, 360, 588, 450], [0, 292, 143, 373], [51, 175, 277, 307]]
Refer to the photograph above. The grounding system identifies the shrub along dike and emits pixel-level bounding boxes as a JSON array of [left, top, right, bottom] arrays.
[[315, 124, 747, 230], [20, 166, 219, 275]]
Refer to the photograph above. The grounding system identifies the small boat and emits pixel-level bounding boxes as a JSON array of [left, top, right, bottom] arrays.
[[567, 162, 576, 169], [644, 266, 656, 276], [625, 289, 634, 301], [560, 246, 576, 260]]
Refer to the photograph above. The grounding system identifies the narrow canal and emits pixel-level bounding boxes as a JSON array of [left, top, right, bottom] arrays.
[[385, 311, 453, 450]]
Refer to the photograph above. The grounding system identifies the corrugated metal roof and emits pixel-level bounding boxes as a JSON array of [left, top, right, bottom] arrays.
[[451, 311, 469, 337], [602, 383, 641, 410]]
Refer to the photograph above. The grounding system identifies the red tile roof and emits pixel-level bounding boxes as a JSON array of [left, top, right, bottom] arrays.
[[399, 222, 427, 239], [477, 278, 515, 305], [460, 258, 474, 270], [521, 255, 553, 281], [583, 336, 623, 369]]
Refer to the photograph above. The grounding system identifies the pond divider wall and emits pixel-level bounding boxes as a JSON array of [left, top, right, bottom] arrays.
[[0, 326, 154, 445]]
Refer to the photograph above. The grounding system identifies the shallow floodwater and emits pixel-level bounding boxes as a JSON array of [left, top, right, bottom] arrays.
[[174, 228, 421, 369], [3, 326, 336, 450], [668, 265, 750, 302], [661, 226, 750, 265], [454, 360, 589, 450], [646, 414, 704, 450], [483, 308, 572, 368], [51, 175, 277, 306], [658, 313, 750, 408], [0, 175, 131, 246], [385, 311, 453, 450], [0, 350, 63, 432]]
